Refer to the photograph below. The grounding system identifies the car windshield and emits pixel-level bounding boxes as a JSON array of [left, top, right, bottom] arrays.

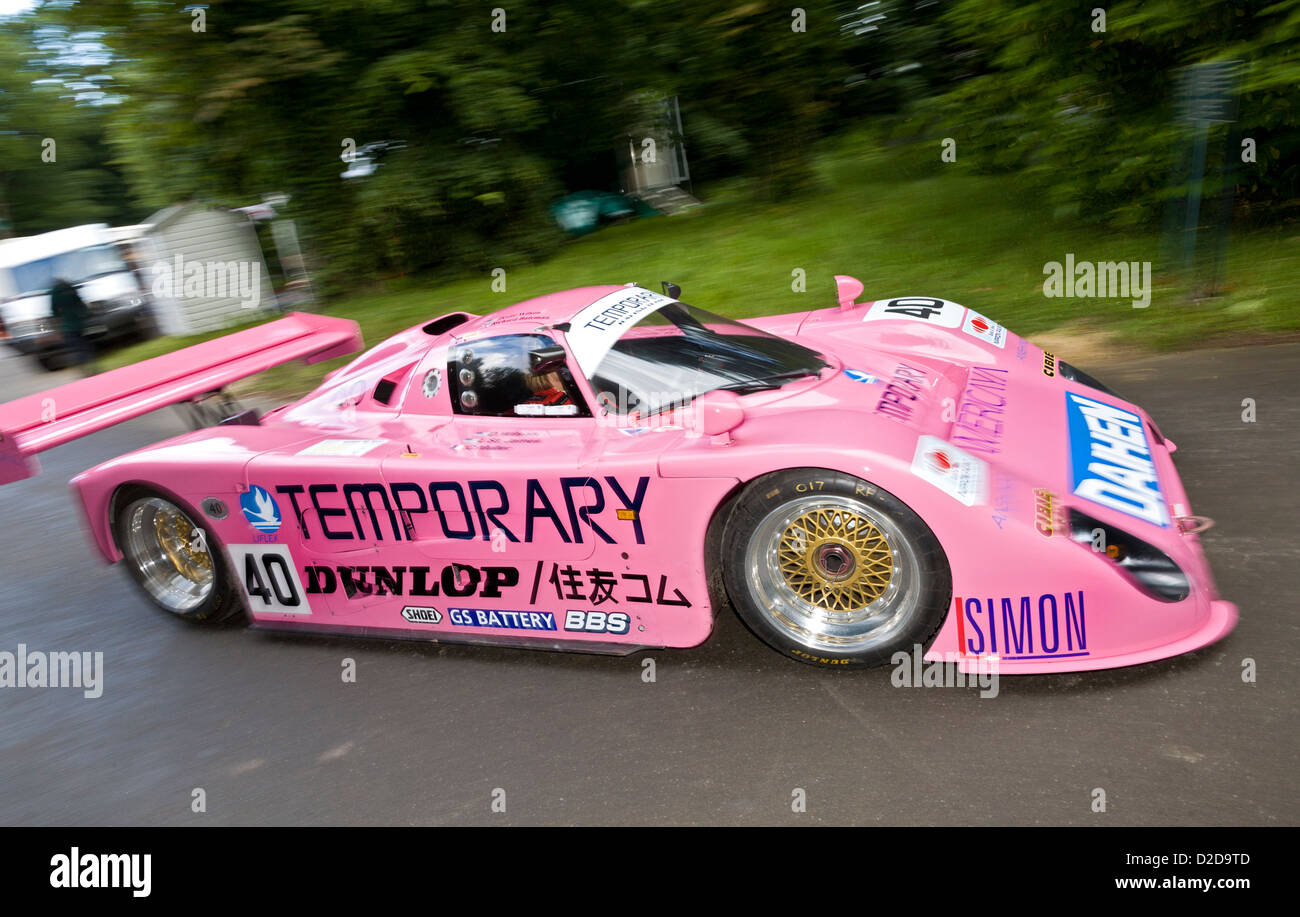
[[10, 244, 127, 296], [583, 300, 828, 417]]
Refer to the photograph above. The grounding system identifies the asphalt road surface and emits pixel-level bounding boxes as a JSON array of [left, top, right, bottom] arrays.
[[0, 341, 1296, 826]]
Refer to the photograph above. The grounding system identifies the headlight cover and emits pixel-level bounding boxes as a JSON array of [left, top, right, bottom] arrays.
[[1057, 360, 1119, 397], [1069, 509, 1190, 602]]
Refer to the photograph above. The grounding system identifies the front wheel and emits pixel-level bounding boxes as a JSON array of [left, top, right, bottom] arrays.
[[722, 469, 951, 668], [113, 486, 242, 623]]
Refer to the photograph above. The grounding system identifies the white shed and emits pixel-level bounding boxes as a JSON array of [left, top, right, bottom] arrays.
[[140, 204, 276, 335]]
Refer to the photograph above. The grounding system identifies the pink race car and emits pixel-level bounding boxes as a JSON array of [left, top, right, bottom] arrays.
[[0, 278, 1236, 671]]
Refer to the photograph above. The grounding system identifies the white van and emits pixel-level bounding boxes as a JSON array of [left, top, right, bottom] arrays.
[[0, 224, 150, 369]]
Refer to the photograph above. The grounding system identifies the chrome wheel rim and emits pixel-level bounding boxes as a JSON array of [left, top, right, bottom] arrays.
[[121, 497, 214, 613], [745, 495, 919, 653]]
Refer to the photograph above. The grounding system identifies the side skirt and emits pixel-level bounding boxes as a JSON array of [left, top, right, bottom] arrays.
[[247, 620, 655, 657]]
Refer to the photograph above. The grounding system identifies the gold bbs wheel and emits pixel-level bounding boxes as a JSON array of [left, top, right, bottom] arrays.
[[152, 507, 214, 585], [120, 496, 215, 613], [114, 487, 239, 623], [777, 506, 894, 611], [726, 469, 953, 665]]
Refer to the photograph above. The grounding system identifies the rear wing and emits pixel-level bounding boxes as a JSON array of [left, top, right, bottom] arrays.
[[0, 311, 363, 485]]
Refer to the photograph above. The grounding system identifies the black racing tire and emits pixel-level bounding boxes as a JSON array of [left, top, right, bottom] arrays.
[[112, 485, 242, 624], [721, 468, 952, 669]]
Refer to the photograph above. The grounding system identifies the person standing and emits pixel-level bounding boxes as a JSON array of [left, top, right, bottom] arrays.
[[48, 278, 96, 374]]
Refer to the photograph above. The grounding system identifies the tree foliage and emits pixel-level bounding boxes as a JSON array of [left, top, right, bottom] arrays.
[[924, 0, 1300, 225], [0, 0, 1296, 290], [0, 18, 133, 235]]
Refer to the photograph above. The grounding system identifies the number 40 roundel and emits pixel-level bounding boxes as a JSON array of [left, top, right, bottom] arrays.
[[228, 544, 313, 615], [862, 297, 966, 328]]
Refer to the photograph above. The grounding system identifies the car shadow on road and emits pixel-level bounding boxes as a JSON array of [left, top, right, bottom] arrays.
[[236, 596, 1229, 695]]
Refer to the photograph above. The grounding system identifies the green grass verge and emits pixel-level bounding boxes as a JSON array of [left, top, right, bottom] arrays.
[[103, 136, 1300, 397]]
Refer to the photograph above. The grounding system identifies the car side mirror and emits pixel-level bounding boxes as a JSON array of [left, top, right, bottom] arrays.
[[693, 390, 745, 442], [529, 345, 568, 373], [835, 274, 864, 311], [662, 281, 682, 299]]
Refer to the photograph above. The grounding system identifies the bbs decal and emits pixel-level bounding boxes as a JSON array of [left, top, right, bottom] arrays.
[[564, 610, 630, 635], [229, 544, 312, 615], [863, 297, 965, 328]]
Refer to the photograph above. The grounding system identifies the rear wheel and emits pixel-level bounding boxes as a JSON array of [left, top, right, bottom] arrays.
[[722, 469, 951, 668], [113, 487, 241, 623]]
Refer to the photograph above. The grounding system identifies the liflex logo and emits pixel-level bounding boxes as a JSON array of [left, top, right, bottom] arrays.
[[1065, 392, 1168, 527], [240, 485, 281, 534]]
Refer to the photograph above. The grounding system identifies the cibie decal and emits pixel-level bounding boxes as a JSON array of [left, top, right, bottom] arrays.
[[240, 485, 281, 534], [911, 436, 988, 506], [956, 592, 1089, 661], [1034, 489, 1064, 537], [862, 296, 965, 328], [1065, 392, 1168, 527], [448, 608, 557, 632], [843, 368, 878, 384], [961, 310, 1007, 348]]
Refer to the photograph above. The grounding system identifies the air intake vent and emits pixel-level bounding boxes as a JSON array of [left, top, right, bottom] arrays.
[[423, 313, 471, 336], [372, 379, 397, 405], [1068, 509, 1189, 602], [373, 362, 417, 405]]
